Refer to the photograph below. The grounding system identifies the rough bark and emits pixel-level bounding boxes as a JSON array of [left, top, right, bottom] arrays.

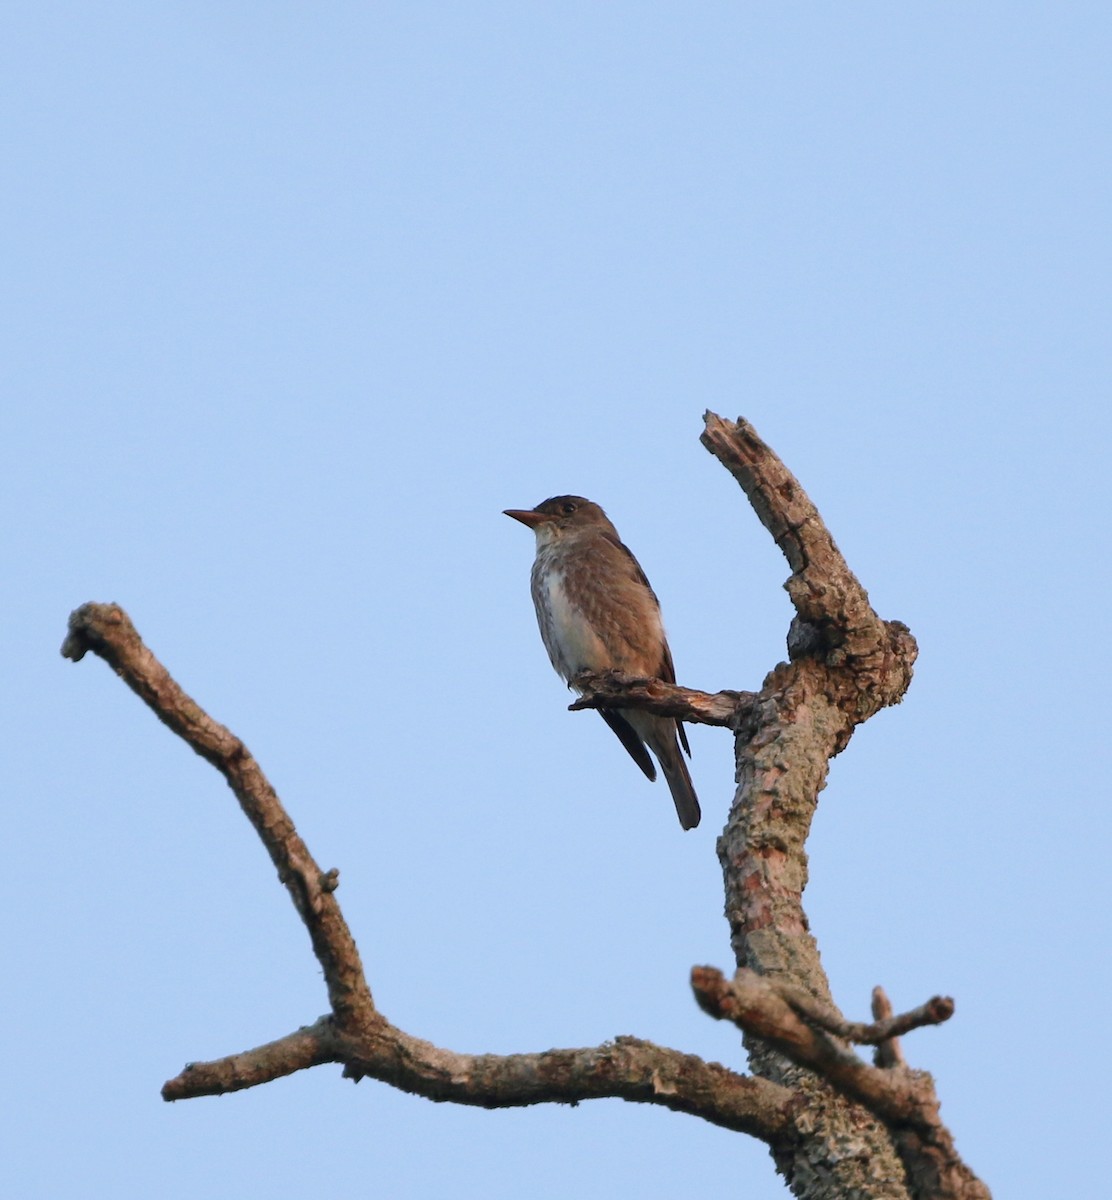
[[61, 413, 989, 1200], [693, 415, 984, 1200]]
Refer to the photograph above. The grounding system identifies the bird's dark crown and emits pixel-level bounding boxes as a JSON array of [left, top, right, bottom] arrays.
[[531, 495, 610, 526]]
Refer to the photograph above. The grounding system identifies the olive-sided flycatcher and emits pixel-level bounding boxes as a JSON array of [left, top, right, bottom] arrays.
[[504, 495, 700, 830]]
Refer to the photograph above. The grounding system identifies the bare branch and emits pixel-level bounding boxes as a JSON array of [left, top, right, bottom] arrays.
[[872, 986, 908, 1068], [63, 601, 797, 1147], [773, 982, 954, 1046], [691, 416, 990, 1199], [692, 968, 988, 1200], [694, 417, 918, 1008], [692, 967, 921, 1125], [342, 1023, 797, 1138], [567, 669, 754, 728], [701, 414, 875, 638], [162, 1018, 343, 1100], [701, 411, 916, 706], [161, 1011, 794, 1137], [61, 602, 376, 1031]]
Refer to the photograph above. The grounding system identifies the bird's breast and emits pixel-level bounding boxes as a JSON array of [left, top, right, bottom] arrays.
[[530, 560, 612, 684]]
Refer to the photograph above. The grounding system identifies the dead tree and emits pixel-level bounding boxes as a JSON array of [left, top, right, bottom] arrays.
[[61, 413, 989, 1200]]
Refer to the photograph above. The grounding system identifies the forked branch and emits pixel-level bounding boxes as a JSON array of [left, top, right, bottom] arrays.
[[62, 413, 987, 1200], [61, 601, 792, 1142]]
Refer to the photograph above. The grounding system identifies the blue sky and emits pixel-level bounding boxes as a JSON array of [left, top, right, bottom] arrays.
[[5, 5, 1110, 1197]]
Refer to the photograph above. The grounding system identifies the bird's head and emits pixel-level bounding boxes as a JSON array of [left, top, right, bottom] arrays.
[[503, 495, 613, 544]]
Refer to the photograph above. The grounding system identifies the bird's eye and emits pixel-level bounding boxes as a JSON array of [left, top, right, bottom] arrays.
[[561, 501, 577, 515]]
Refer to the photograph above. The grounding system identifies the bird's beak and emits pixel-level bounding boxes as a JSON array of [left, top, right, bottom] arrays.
[[503, 508, 548, 529]]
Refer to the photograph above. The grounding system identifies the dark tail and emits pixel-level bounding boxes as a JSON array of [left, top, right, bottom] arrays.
[[661, 748, 700, 830], [627, 712, 701, 830]]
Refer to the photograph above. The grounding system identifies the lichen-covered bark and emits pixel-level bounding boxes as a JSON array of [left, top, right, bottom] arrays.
[[700, 416, 990, 1200], [720, 663, 909, 1198]]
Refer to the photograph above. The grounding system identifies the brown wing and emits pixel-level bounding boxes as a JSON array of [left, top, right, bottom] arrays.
[[601, 530, 660, 599], [660, 638, 692, 758], [599, 709, 656, 780], [600, 529, 691, 759]]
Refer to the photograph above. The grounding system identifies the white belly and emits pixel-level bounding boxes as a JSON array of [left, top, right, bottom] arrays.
[[537, 569, 610, 682]]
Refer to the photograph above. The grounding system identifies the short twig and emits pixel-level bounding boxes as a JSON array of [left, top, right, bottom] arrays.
[[568, 669, 754, 729], [775, 981, 954, 1046]]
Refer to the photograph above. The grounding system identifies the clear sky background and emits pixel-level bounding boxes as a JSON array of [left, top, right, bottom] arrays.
[[5, 5, 1109, 1198]]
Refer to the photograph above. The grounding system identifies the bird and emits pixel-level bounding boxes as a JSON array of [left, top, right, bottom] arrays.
[[504, 495, 700, 830]]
